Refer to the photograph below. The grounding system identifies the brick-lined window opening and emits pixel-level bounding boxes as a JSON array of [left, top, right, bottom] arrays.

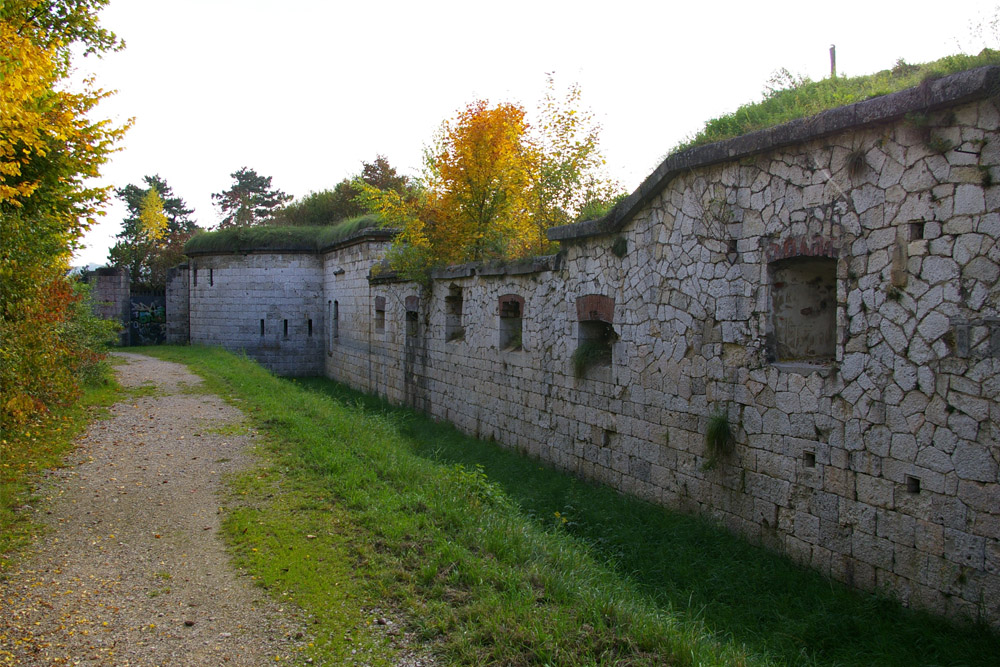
[[768, 257, 836, 363], [445, 286, 465, 342], [260, 319, 265, 336], [405, 296, 420, 338], [574, 294, 616, 373], [209, 268, 214, 286], [283, 319, 288, 338], [374, 296, 386, 333], [498, 294, 524, 350]]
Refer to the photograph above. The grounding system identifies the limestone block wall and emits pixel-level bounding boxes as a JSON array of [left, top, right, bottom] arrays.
[[343, 93, 999, 624], [165, 264, 189, 344], [188, 252, 324, 375], [86, 268, 130, 345], [552, 95, 1000, 623], [182, 67, 1000, 624], [321, 236, 394, 389]]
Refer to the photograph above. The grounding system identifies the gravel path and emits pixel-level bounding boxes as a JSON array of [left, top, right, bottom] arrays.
[[0, 353, 307, 665]]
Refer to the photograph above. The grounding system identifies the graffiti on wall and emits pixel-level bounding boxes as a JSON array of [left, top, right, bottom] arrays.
[[129, 294, 166, 345]]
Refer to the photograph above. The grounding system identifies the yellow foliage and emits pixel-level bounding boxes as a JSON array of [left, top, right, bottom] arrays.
[[363, 79, 619, 280], [139, 187, 168, 242]]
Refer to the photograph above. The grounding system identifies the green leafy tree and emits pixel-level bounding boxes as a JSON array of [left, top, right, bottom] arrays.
[[107, 175, 198, 289], [1, 0, 127, 430], [212, 167, 291, 229], [274, 156, 413, 226]]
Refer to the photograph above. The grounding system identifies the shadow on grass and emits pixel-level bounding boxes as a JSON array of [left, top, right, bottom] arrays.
[[290, 376, 999, 666]]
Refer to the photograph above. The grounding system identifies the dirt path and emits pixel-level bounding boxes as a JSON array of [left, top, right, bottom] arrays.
[[0, 353, 307, 665]]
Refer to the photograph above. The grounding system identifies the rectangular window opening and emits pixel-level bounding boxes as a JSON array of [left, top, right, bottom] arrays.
[[308, 319, 313, 337], [768, 256, 837, 365], [260, 319, 265, 336], [209, 268, 214, 286], [193, 268, 198, 287], [499, 296, 523, 350], [333, 300, 339, 340], [446, 287, 465, 342], [803, 451, 816, 468], [909, 221, 925, 241], [283, 319, 288, 338], [374, 296, 386, 334], [573, 320, 615, 377], [906, 475, 921, 494]]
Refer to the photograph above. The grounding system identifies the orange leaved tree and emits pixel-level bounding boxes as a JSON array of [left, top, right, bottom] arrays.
[[361, 78, 620, 281]]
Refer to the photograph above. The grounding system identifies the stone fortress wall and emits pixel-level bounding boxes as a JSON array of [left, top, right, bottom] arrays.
[[179, 67, 1000, 624]]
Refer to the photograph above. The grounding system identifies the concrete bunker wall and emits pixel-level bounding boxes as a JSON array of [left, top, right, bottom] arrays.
[[183, 72, 1000, 625]]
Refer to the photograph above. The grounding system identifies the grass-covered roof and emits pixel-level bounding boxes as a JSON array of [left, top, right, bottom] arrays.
[[184, 215, 389, 255], [674, 49, 1000, 153]]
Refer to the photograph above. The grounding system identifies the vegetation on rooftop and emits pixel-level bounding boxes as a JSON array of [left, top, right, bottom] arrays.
[[183, 215, 384, 254], [673, 49, 1000, 153]]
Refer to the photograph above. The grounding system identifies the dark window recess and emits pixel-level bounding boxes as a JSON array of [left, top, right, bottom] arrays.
[[260, 319, 265, 336], [768, 257, 837, 363], [283, 319, 288, 338], [308, 319, 313, 337], [405, 310, 418, 337], [498, 294, 523, 350], [333, 301, 339, 340], [374, 296, 386, 333], [193, 269, 198, 287], [803, 451, 816, 468], [575, 320, 615, 370], [572, 294, 616, 377], [906, 476, 921, 494], [209, 268, 214, 286], [910, 221, 925, 241], [445, 286, 465, 342]]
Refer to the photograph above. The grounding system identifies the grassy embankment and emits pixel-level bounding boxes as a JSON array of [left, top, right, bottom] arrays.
[[673, 49, 1000, 153], [143, 345, 998, 666]]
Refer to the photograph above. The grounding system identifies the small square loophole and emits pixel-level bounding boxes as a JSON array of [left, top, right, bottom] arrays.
[[909, 221, 925, 241], [906, 475, 921, 494], [803, 451, 816, 468]]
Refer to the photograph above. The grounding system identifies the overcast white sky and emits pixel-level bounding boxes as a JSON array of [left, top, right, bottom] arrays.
[[73, 0, 997, 266]]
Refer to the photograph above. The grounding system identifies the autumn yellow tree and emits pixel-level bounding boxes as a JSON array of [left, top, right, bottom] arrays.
[[362, 78, 619, 280], [1, 0, 127, 428]]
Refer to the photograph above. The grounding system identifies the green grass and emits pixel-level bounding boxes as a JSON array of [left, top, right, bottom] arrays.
[[184, 214, 385, 254], [674, 49, 1000, 153], [142, 346, 999, 666], [0, 363, 120, 571]]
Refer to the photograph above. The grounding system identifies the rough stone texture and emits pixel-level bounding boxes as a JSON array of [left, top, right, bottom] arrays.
[[165, 263, 189, 344], [187, 252, 325, 376], [181, 78, 1000, 626], [86, 268, 130, 346]]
